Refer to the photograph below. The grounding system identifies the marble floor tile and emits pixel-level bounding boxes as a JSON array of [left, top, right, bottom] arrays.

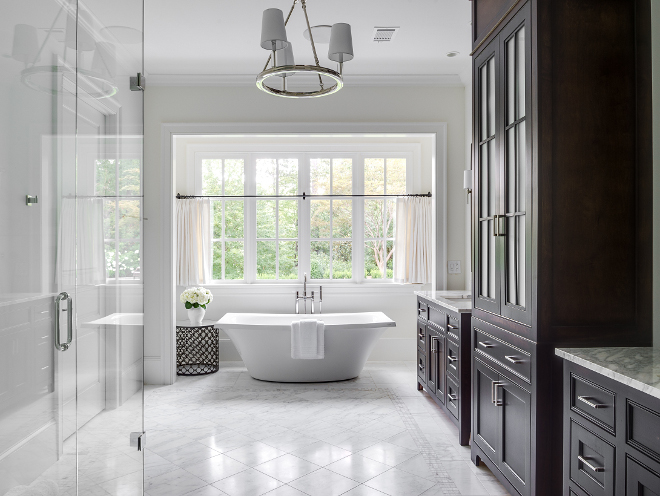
[[324, 454, 392, 483], [260, 431, 318, 453], [254, 453, 321, 483], [212, 468, 283, 496], [341, 485, 389, 496], [364, 468, 436, 496], [329, 432, 381, 453], [263, 485, 310, 495], [357, 442, 419, 467], [159, 440, 221, 469], [183, 453, 250, 483], [181, 485, 228, 496], [288, 468, 361, 496], [198, 432, 254, 453], [289, 441, 352, 467], [395, 454, 438, 480], [145, 467, 208, 496], [224, 441, 286, 467]]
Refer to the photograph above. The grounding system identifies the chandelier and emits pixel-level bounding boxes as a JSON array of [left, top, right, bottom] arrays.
[[257, 0, 354, 98]]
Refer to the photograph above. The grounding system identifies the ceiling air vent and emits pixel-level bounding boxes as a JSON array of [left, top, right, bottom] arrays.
[[372, 27, 399, 43]]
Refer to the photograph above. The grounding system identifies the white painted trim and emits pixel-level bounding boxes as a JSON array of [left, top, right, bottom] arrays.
[[157, 121, 448, 384], [147, 73, 465, 88]]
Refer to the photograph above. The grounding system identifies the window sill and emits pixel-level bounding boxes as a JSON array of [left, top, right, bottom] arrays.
[[183, 282, 431, 295]]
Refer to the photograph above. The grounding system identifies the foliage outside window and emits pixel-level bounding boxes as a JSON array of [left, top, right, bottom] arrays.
[[197, 152, 409, 283], [202, 158, 245, 280], [96, 158, 142, 280]]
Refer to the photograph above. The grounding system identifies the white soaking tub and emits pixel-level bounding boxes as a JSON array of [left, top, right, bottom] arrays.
[[216, 312, 396, 382]]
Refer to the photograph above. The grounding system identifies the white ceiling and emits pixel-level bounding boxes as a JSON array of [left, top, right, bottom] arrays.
[[144, 0, 472, 85]]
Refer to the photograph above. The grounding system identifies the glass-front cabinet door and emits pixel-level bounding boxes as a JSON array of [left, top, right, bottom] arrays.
[[0, 0, 144, 494], [500, 4, 531, 326], [473, 3, 531, 326], [474, 41, 501, 315]]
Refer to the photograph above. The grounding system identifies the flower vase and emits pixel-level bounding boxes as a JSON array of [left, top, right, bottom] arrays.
[[187, 307, 205, 325]]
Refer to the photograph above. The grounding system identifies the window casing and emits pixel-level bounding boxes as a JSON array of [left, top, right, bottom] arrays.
[[193, 146, 417, 284]]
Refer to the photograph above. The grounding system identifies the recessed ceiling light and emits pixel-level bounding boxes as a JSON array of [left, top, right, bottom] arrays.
[[446, 51, 459, 58]]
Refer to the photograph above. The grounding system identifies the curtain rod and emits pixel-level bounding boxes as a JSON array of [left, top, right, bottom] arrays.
[[176, 192, 431, 200]]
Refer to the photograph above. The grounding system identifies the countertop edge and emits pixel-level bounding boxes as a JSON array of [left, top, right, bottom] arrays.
[[556, 348, 660, 401], [414, 291, 472, 314]]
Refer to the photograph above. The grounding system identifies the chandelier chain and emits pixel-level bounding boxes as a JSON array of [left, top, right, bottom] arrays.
[[300, 0, 324, 89], [262, 0, 299, 73]]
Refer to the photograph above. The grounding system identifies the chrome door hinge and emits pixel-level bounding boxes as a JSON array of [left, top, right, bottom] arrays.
[[130, 73, 145, 91], [130, 431, 146, 451]]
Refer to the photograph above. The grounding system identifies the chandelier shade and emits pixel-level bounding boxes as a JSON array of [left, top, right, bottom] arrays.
[[11, 24, 39, 64], [260, 8, 289, 51], [328, 23, 354, 63]]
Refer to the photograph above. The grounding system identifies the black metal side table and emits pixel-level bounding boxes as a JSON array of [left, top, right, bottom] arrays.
[[175, 320, 219, 376]]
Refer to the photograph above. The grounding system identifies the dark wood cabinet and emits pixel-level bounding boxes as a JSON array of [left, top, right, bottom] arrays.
[[470, 0, 652, 494], [562, 360, 660, 496], [416, 295, 471, 446]]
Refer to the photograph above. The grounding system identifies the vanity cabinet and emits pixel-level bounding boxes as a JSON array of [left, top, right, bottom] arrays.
[[416, 294, 471, 446], [470, 0, 652, 494], [561, 358, 660, 496]]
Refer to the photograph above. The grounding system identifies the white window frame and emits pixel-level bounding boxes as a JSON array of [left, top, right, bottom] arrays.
[[191, 144, 420, 284]]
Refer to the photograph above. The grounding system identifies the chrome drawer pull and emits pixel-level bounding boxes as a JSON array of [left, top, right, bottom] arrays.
[[578, 455, 604, 473], [578, 396, 607, 409], [493, 382, 504, 406], [479, 341, 494, 348], [491, 380, 503, 404], [448, 356, 457, 362], [448, 394, 458, 401], [430, 336, 438, 353], [505, 355, 523, 364], [447, 324, 458, 330], [419, 363, 424, 371]]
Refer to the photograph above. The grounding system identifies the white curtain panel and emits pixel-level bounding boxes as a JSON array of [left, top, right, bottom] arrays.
[[176, 198, 212, 286], [56, 197, 106, 289], [394, 197, 433, 284]]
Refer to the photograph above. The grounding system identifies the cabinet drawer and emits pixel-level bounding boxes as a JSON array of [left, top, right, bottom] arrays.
[[569, 420, 615, 496], [626, 457, 660, 496], [570, 373, 616, 434], [447, 320, 459, 344], [627, 400, 660, 464], [417, 321, 426, 351], [475, 328, 531, 382], [418, 300, 428, 320], [428, 305, 445, 328], [446, 376, 459, 420], [417, 353, 426, 384], [447, 339, 459, 380]]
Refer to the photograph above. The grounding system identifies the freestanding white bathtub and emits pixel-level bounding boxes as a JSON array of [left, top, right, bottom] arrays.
[[217, 312, 396, 382]]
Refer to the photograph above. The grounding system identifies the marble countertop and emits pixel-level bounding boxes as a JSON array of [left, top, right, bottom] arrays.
[[556, 347, 660, 401], [414, 291, 472, 313]]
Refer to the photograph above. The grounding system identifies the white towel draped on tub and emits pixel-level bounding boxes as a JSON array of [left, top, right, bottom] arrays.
[[291, 319, 325, 359]]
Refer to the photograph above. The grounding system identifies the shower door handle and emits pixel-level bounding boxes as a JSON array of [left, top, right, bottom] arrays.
[[55, 292, 73, 351]]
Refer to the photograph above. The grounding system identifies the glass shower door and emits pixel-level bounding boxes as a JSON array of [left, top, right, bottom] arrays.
[[0, 0, 144, 494]]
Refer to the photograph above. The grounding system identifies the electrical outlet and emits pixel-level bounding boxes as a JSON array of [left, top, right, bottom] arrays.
[[448, 260, 461, 274]]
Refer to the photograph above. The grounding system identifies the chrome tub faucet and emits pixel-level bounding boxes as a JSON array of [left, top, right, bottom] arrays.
[[295, 273, 322, 314]]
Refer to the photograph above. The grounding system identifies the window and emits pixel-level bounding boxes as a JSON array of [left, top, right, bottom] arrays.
[[310, 158, 352, 280], [255, 158, 299, 280], [96, 158, 142, 281], [202, 158, 245, 280], [195, 148, 414, 283]]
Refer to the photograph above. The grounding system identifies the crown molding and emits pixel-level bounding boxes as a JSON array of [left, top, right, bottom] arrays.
[[146, 73, 465, 88]]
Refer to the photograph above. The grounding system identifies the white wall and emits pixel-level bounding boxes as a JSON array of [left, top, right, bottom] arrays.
[[144, 84, 468, 384]]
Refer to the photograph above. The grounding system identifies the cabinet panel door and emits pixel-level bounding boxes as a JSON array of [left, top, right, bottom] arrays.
[[474, 358, 500, 462], [474, 37, 502, 316], [499, 1, 532, 326], [498, 377, 531, 496]]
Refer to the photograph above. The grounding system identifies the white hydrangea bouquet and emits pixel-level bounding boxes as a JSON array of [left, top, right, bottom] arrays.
[[180, 287, 213, 325]]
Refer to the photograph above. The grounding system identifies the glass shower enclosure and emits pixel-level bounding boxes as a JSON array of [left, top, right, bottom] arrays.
[[0, 0, 144, 494]]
